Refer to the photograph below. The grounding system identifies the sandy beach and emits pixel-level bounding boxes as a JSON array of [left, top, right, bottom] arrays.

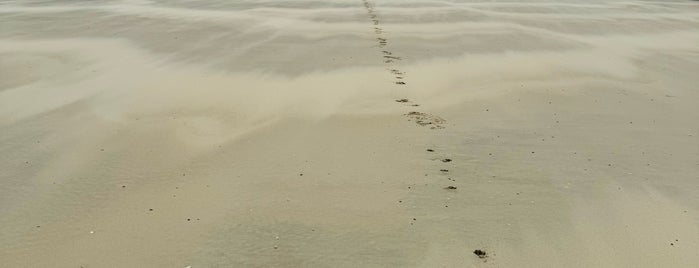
[[1, 0, 698, 267]]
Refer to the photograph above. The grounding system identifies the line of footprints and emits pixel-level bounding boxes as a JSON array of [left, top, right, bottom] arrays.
[[360, 1, 487, 260], [362, 0, 446, 129], [362, 0, 404, 85]]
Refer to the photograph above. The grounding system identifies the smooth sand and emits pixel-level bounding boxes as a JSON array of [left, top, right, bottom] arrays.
[[1, 0, 698, 267]]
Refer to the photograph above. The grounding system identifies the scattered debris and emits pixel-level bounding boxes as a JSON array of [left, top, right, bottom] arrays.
[[395, 99, 409, 103], [442, 158, 452, 162], [440, 169, 449, 172], [445, 186, 457, 190]]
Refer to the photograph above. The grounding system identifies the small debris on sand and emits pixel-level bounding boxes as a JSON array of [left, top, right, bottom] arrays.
[[440, 169, 449, 172], [426, 149, 434, 152], [395, 99, 409, 103], [445, 186, 457, 190], [473, 249, 487, 258], [395, 81, 406, 85], [442, 158, 452, 162]]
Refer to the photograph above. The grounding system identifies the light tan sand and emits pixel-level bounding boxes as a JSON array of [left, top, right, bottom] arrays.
[[1, 0, 698, 267]]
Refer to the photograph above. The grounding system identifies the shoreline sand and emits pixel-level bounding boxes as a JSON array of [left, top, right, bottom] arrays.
[[1, 0, 698, 267]]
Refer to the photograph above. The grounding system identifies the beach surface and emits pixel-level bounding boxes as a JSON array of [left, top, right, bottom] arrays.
[[1, 0, 699, 267]]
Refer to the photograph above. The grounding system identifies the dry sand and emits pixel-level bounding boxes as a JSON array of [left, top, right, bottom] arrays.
[[1, 0, 699, 267]]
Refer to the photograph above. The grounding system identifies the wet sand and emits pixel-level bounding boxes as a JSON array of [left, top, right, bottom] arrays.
[[1, 0, 699, 267]]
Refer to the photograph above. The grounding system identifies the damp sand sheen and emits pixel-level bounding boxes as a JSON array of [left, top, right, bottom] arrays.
[[1, 0, 699, 267]]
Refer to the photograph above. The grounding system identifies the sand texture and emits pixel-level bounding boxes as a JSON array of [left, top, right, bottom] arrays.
[[1, 0, 699, 267]]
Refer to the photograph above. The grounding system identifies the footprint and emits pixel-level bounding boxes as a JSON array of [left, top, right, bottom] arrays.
[[405, 112, 446, 129], [389, 69, 404, 75]]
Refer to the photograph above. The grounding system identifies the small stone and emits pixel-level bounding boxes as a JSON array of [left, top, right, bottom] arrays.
[[445, 186, 457, 190], [426, 149, 434, 152], [442, 159, 452, 162], [473, 249, 487, 258], [440, 169, 449, 172], [395, 99, 409, 103]]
